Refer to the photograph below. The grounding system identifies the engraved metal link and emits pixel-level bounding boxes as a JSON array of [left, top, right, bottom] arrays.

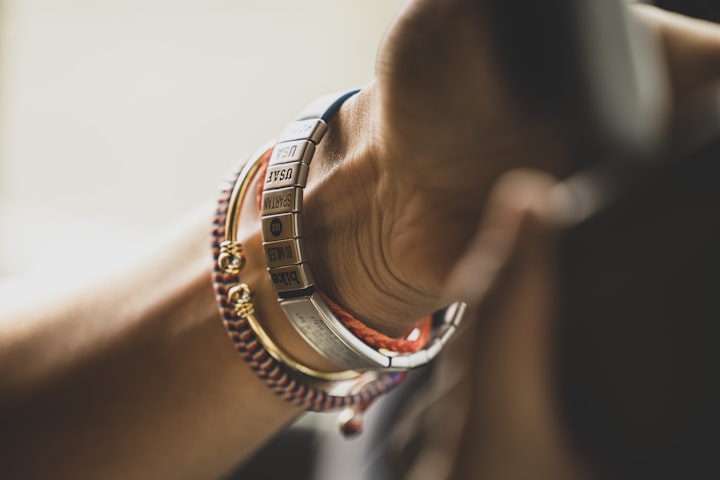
[[263, 162, 309, 190], [269, 140, 316, 166], [268, 263, 314, 293], [280, 294, 389, 370], [261, 187, 303, 216], [262, 213, 303, 241], [277, 119, 328, 144], [263, 238, 305, 268]]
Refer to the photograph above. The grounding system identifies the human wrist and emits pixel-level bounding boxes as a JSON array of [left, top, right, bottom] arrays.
[[211, 90, 467, 437], [298, 87, 450, 338], [212, 141, 421, 434]]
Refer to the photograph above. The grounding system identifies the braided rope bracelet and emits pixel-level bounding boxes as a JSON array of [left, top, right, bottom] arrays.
[[211, 144, 405, 435]]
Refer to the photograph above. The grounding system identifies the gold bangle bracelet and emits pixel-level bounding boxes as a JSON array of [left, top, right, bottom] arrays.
[[218, 143, 360, 382]]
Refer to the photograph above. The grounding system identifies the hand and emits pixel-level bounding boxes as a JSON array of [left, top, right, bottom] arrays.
[[304, 0, 720, 337], [304, 0, 570, 336], [432, 6, 720, 479]]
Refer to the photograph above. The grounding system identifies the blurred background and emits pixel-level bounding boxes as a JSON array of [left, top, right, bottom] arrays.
[[2, 1, 720, 479], [0, 0, 403, 279], [0, 3, 408, 477]]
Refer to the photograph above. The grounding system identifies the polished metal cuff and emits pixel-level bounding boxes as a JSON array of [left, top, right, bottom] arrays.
[[261, 90, 466, 371]]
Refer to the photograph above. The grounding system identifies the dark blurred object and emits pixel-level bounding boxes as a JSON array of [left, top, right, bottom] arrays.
[[484, 0, 668, 166], [484, 0, 720, 477], [549, 1, 720, 478], [557, 129, 720, 479], [225, 423, 318, 480]]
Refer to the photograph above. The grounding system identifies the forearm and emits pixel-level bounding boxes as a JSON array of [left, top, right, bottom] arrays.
[[0, 83, 453, 479], [0, 205, 302, 479]]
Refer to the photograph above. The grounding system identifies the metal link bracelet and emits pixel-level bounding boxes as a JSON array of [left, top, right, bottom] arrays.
[[259, 90, 466, 371]]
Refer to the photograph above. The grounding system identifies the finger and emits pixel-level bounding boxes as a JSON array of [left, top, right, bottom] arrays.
[[443, 169, 585, 478], [375, 0, 528, 169], [635, 5, 720, 100], [443, 168, 558, 308], [374, 0, 573, 191]]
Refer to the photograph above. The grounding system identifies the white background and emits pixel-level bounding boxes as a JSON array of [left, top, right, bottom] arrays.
[[0, 0, 403, 278]]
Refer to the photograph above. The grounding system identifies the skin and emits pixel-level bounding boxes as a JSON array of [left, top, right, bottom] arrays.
[[304, 1, 720, 336], [1, 1, 720, 478]]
